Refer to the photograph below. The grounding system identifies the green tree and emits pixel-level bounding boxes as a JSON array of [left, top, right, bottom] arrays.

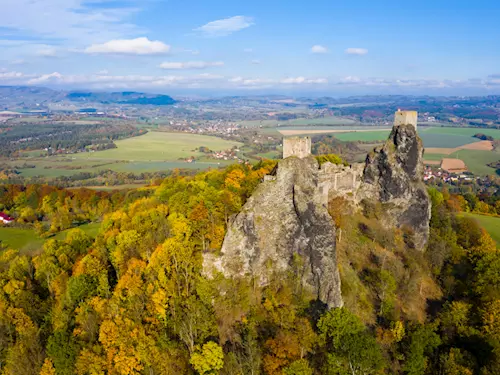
[[318, 308, 385, 374], [190, 342, 224, 375], [402, 324, 441, 375], [46, 331, 80, 375]]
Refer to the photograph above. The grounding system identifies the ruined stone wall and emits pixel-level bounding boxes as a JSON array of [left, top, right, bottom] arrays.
[[283, 136, 312, 159], [317, 162, 365, 205]]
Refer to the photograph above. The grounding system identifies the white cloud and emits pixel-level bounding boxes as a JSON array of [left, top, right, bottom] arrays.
[[311, 45, 328, 54], [281, 77, 328, 84], [340, 76, 361, 83], [85, 37, 170, 55], [159, 61, 224, 70], [251, 59, 261, 65], [194, 16, 254, 37], [0, 71, 26, 79], [0, 0, 142, 45], [5, 69, 500, 93], [27, 72, 63, 84], [37, 47, 58, 57], [345, 48, 368, 55]]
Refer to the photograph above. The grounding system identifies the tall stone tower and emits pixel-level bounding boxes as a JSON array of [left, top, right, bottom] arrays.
[[394, 109, 418, 129], [283, 136, 312, 159]]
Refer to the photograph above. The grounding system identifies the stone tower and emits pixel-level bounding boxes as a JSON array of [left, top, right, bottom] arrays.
[[283, 136, 312, 159], [394, 110, 418, 129]]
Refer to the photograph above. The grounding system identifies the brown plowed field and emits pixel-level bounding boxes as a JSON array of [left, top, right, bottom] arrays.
[[441, 158, 467, 172], [426, 140, 493, 155]]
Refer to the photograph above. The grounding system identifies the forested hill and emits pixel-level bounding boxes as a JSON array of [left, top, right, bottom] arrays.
[[66, 91, 176, 106], [0, 161, 500, 375], [0, 86, 176, 108]]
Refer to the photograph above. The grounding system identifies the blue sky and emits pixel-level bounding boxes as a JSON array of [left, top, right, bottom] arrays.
[[1, 0, 500, 95]]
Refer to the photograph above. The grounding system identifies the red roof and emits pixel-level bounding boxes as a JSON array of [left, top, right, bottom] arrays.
[[0, 212, 14, 221]]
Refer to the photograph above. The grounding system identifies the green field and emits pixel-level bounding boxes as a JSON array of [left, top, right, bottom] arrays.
[[424, 150, 499, 175], [420, 127, 500, 138], [241, 116, 357, 128], [334, 130, 391, 142], [419, 126, 500, 147], [462, 213, 500, 246], [8, 132, 243, 178], [0, 223, 101, 253], [440, 150, 498, 175], [74, 132, 243, 162], [423, 153, 448, 161]]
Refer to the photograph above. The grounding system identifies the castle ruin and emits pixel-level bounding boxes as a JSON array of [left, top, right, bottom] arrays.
[[282, 111, 419, 205], [283, 136, 311, 159], [394, 109, 417, 129], [206, 110, 429, 308]]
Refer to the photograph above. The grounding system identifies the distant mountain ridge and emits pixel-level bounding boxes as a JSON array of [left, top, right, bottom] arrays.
[[0, 86, 176, 109], [66, 91, 176, 105]]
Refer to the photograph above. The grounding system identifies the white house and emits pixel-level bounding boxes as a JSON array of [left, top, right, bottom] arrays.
[[0, 212, 14, 224]]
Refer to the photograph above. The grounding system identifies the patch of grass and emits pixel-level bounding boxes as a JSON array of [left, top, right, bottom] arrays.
[[335, 131, 391, 142], [423, 153, 447, 161], [421, 127, 500, 139], [461, 213, 500, 246], [255, 151, 281, 159], [0, 228, 42, 252], [0, 222, 101, 254]]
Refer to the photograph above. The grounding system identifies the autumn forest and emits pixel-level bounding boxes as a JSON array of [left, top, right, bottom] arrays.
[[0, 160, 500, 375]]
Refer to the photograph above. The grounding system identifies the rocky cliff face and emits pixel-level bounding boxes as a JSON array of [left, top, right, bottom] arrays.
[[206, 156, 343, 308], [361, 124, 431, 249], [207, 122, 430, 308]]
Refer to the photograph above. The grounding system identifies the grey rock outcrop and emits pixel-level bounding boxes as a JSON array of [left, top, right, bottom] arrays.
[[207, 156, 343, 308], [361, 124, 431, 249], [207, 120, 430, 309]]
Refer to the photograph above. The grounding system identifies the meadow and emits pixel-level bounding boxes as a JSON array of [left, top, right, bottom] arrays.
[[240, 116, 357, 128], [425, 149, 499, 175], [8, 132, 243, 178], [0, 222, 101, 254], [73, 132, 242, 162]]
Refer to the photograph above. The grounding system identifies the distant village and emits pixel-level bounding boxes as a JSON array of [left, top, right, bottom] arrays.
[[424, 166, 474, 183]]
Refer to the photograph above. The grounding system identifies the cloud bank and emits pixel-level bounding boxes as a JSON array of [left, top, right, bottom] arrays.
[[159, 61, 225, 70], [85, 38, 171, 55], [311, 45, 328, 54], [194, 16, 254, 37], [345, 48, 368, 55]]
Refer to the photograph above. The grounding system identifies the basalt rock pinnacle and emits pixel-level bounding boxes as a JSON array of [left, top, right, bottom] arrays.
[[207, 156, 343, 308]]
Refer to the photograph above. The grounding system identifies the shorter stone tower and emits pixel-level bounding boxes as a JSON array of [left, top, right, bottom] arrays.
[[394, 110, 418, 129], [283, 136, 312, 159]]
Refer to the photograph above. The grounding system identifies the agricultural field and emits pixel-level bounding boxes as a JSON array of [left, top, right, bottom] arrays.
[[0, 223, 101, 254], [7, 132, 243, 178], [272, 125, 500, 176], [241, 116, 357, 128], [461, 213, 500, 246], [73, 132, 242, 162], [334, 130, 392, 142]]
